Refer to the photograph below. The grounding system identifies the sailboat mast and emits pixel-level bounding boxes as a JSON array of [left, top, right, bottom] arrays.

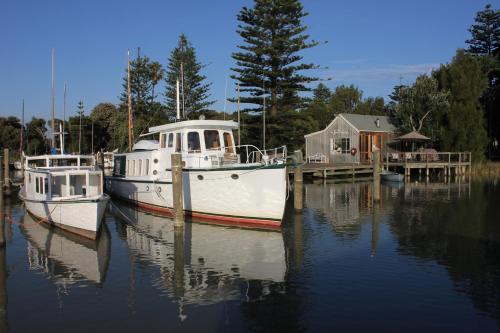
[[127, 50, 133, 152], [237, 83, 240, 146], [62, 83, 67, 154], [20, 99, 24, 157], [51, 48, 56, 149]]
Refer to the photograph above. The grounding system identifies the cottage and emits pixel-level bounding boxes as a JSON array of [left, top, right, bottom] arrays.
[[304, 113, 396, 164]]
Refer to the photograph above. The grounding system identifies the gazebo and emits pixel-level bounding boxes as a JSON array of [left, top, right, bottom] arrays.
[[395, 131, 431, 152]]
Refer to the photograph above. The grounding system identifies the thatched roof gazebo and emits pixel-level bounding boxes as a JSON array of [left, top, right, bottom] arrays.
[[395, 131, 431, 141]]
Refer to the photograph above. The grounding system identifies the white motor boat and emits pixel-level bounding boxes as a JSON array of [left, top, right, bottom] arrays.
[[105, 119, 288, 229], [19, 154, 110, 239]]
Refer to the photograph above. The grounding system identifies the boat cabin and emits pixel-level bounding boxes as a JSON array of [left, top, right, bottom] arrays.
[[24, 155, 103, 201], [114, 120, 241, 177]]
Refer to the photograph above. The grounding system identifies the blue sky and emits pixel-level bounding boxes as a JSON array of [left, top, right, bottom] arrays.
[[0, 0, 492, 120]]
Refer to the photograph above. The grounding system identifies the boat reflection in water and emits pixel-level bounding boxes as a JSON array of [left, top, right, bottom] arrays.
[[110, 201, 287, 306], [20, 211, 111, 287]]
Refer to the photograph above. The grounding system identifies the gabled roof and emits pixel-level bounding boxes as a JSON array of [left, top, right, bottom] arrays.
[[340, 113, 395, 132], [304, 113, 395, 138]]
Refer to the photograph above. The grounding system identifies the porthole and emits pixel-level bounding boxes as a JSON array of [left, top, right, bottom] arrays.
[[197, 175, 204, 180], [146, 185, 150, 191], [153, 158, 158, 163], [153, 170, 158, 175], [231, 174, 239, 180], [158, 187, 162, 192]]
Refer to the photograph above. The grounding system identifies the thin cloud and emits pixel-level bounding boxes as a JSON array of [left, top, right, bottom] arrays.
[[330, 58, 368, 65], [327, 63, 441, 81]]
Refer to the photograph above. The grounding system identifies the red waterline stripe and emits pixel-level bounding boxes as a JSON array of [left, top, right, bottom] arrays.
[[121, 198, 281, 230]]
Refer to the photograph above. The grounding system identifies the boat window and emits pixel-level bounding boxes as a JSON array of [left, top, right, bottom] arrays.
[[145, 159, 150, 175], [126, 160, 130, 176], [188, 132, 201, 153], [175, 133, 182, 153], [223, 132, 234, 153], [138, 159, 142, 175], [44, 178, 49, 194], [51, 175, 66, 198], [160, 133, 167, 148], [35, 177, 39, 193], [132, 160, 136, 176], [69, 175, 86, 196], [28, 174, 31, 183], [204, 130, 221, 150], [168, 133, 174, 148]]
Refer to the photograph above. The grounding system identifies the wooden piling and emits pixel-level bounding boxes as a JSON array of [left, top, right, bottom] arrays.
[[294, 150, 303, 213], [171, 153, 184, 226], [373, 149, 380, 203], [0, 156, 3, 204], [99, 149, 105, 171], [2, 149, 8, 195], [0, 156, 3, 248]]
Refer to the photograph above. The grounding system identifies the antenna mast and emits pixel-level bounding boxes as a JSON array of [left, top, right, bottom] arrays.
[[62, 83, 67, 154], [176, 80, 180, 120], [127, 50, 133, 152], [51, 48, 56, 149], [262, 80, 266, 151], [20, 99, 24, 157], [180, 62, 185, 119]]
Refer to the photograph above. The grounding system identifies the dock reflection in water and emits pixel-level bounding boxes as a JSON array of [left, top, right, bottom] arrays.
[[110, 201, 287, 306], [20, 211, 111, 287]]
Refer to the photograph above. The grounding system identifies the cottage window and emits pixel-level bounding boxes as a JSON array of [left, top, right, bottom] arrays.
[[187, 132, 201, 153], [341, 138, 350, 154], [168, 133, 174, 148], [204, 130, 220, 150]]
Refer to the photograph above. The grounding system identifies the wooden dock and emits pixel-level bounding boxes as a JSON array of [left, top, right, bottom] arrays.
[[289, 151, 471, 180]]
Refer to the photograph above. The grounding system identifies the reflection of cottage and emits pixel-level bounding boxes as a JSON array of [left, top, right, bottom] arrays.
[[304, 114, 396, 164]]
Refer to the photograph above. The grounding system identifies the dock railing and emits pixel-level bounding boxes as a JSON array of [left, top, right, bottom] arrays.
[[385, 152, 471, 165]]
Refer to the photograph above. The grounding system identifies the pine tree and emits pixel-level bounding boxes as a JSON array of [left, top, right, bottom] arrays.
[[164, 34, 214, 117], [231, 0, 318, 117], [119, 50, 154, 117], [466, 4, 500, 56]]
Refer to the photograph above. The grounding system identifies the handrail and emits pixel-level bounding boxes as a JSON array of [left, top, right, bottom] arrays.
[[383, 151, 472, 164]]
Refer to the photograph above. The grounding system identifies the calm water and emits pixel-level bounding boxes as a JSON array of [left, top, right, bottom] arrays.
[[0, 179, 499, 332]]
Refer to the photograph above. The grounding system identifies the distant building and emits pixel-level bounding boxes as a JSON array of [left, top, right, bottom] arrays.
[[304, 113, 396, 164]]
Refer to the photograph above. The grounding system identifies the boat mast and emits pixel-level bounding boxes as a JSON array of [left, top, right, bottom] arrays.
[[127, 50, 133, 152], [62, 83, 67, 154], [237, 83, 240, 146], [20, 99, 24, 158], [51, 48, 56, 149], [180, 62, 185, 119], [176, 80, 180, 120], [262, 80, 266, 151]]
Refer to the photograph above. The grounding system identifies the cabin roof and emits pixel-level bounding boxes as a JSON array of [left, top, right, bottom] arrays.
[[304, 113, 395, 138], [147, 120, 238, 135], [339, 113, 395, 132]]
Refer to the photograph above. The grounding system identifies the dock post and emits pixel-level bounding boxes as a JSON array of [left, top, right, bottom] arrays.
[[373, 149, 381, 203], [171, 153, 184, 227], [2, 149, 8, 195], [0, 157, 3, 204], [294, 150, 303, 213]]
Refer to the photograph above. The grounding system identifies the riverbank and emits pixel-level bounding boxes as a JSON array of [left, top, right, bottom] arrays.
[[471, 161, 500, 178]]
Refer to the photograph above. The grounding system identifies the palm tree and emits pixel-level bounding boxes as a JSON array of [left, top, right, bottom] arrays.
[[149, 61, 165, 104]]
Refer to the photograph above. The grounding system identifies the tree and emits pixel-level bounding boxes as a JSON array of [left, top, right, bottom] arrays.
[[149, 61, 164, 104], [164, 34, 214, 117], [466, 4, 500, 56], [330, 85, 363, 114], [0, 117, 21, 157], [434, 50, 489, 161], [25, 117, 47, 155], [90, 102, 118, 151], [120, 50, 154, 117], [389, 75, 449, 141], [231, 0, 319, 116], [304, 83, 332, 129], [356, 97, 387, 116]]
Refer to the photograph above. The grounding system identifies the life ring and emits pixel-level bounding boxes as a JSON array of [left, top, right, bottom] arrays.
[[350, 148, 357, 156]]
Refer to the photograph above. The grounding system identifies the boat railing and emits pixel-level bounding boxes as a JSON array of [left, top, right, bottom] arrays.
[[234, 145, 287, 165]]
